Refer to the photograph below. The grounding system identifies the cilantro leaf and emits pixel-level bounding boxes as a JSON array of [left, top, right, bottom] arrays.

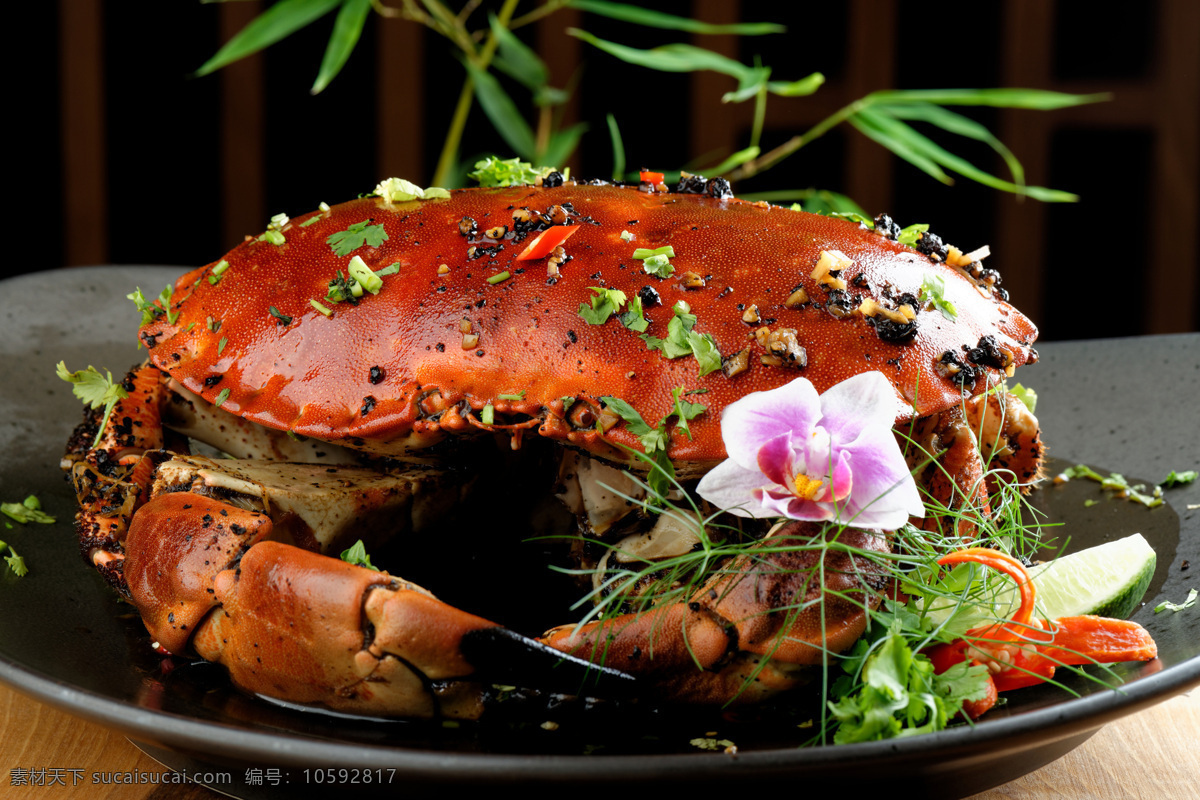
[[327, 219, 389, 256], [1159, 470, 1198, 489], [468, 156, 559, 188], [599, 396, 656, 440], [641, 302, 721, 375], [1, 495, 55, 526], [56, 362, 131, 450], [618, 293, 649, 332], [1, 543, 27, 577], [127, 285, 178, 326], [340, 539, 379, 571], [578, 287, 627, 325], [670, 387, 708, 439], [1155, 588, 1197, 613], [828, 622, 990, 743], [919, 274, 958, 321], [896, 223, 929, 248]]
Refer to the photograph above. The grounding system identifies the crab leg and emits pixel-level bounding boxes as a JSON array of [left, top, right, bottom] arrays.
[[540, 521, 891, 705]]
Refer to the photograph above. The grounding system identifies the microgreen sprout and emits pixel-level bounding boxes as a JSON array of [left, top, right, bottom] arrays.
[[339, 540, 379, 571]]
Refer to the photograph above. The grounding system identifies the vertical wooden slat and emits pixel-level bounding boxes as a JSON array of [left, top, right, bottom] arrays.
[[59, 0, 107, 267], [537, 6, 583, 173], [997, 0, 1054, 326], [377, 13, 425, 183], [690, 0, 742, 167], [1148, 0, 1199, 332], [844, 0, 896, 216], [219, 1, 265, 250]]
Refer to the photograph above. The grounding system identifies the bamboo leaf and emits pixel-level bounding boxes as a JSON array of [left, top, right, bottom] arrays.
[[703, 146, 760, 175], [607, 113, 626, 182], [311, 0, 370, 94], [463, 61, 536, 159], [569, 30, 756, 80], [540, 122, 588, 167], [768, 71, 825, 97], [873, 102, 1024, 188], [195, 0, 342, 77], [849, 110, 953, 184], [722, 67, 772, 103], [865, 88, 1110, 110], [855, 107, 1079, 201], [489, 13, 549, 90], [566, 0, 784, 35]]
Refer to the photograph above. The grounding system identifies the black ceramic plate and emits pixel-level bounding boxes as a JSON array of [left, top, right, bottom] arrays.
[[2, 268, 1198, 798]]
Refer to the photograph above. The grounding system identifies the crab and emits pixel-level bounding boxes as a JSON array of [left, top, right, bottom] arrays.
[[62, 176, 1042, 720]]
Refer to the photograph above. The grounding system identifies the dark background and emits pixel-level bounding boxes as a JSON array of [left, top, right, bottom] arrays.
[[13, 0, 1199, 340]]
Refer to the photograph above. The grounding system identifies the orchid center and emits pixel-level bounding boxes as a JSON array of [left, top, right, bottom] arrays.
[[793, 472, 826, 501]]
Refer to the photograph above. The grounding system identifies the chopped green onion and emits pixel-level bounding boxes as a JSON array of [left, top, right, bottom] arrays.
[[497, 391, 526, 401], [375, 262, 401, 277], [620, 230, 634, 242], [260, 229, 286, 246], [214, 388, 231, 408], [310, 299, 333, 317], [488, 271, 512, 285], [633, 246, 675, 259], [299, 215, 323, 228], [217, 336, 227, 354], [481, 403, 495, 425], [642, 254, 673, 278], [347, 256, 383, 294]]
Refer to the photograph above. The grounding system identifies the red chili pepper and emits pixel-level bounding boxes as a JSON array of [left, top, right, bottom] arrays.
[[926, 548, 1158, 717], [514, 224, 581, 261], [639, 170, 665, 185]]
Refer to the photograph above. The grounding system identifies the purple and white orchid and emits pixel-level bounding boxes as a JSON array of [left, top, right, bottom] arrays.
[[695, 372, 923, 530]]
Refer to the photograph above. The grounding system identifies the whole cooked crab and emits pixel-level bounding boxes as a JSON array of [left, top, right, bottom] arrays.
[[62, 176, 1043, 719]]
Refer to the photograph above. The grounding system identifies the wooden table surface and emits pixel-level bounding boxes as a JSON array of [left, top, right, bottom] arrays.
[[2, 682, 1196, 798]]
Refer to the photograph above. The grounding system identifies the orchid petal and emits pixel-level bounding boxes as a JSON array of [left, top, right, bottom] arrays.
[[719, 377, 821, 470], [818, 371, 905, 446], [756, 431, 796, 487]]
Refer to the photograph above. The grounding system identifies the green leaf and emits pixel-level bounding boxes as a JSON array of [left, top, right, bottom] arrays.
[[702, 145, 760, 175], [607, 113, 626, 182], [855, 107, 1079, 201], [489, 13, 548, 90], [468, 156, 551, 187], [599, 396, 655, 440], [618, 293, 648, 332], [721, 66, 771, 103], [1155, 588, 1197, 613], [464, 61, 536, 160], [340, 539, 379, 571], [56, 362, 128, 411], [849, 109, 953, 185], [311, 0, 370, 94], [569, 30, 757, 81], [864, 87, 1110, 110], [567, 1, 784, 35], [919, 274, 958, 321], [768, 71, 825, 97], [1, 495, 55, 526], [578, 286, 627, 325], [3, 547, 27, 577], [669, 386, 707, 439], [874, 102, 1024, 189], [1160, 470, 1198, 489], [540, 122, 588, 169], [327, 219, 388, 256], [195, 0, 342, 77]]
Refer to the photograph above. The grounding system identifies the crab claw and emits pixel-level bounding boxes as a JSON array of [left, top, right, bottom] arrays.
[[540, 521, 891, 705]]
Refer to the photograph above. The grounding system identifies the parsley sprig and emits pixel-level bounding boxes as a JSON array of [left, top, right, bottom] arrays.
[[56, 362, 130, 448]]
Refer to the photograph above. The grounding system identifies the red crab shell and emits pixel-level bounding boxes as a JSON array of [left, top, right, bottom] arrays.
[[139, 184, 1037, 467]]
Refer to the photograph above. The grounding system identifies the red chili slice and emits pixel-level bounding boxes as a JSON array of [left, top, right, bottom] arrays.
[[639, 170, 665, 184], [515, 225, 581, 261]]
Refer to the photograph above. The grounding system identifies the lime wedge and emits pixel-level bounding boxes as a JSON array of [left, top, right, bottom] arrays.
[[1027, 532, 1156, 620], [924, 533, 1156, 630]]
